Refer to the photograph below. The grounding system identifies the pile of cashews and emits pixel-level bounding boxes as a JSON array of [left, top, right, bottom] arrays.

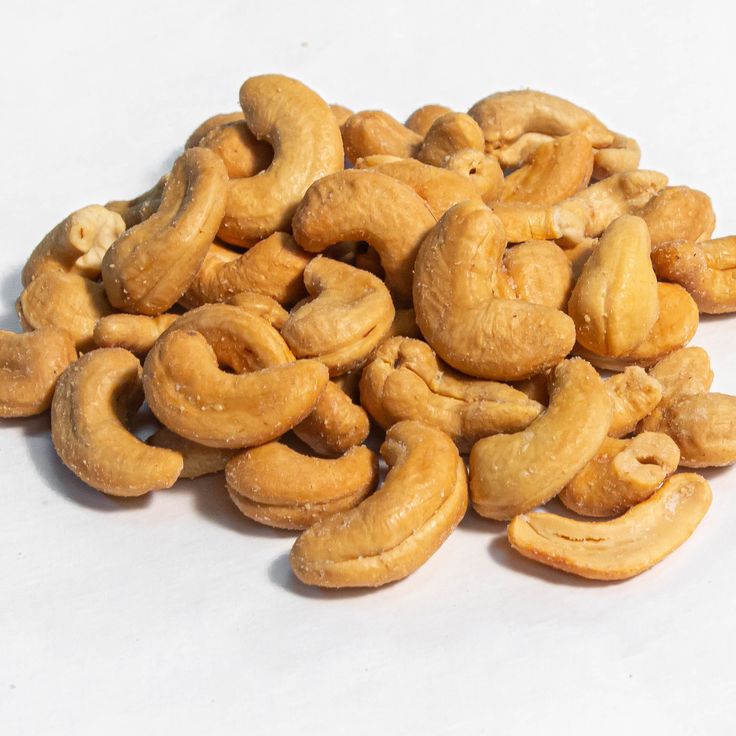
[[2, 74, 735, 587]]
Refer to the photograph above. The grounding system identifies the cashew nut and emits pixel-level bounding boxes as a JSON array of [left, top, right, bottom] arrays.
[[502, 240, 573, 310], [93, 313, 179, 356], [443, 149, 505, 203], [329, 104, 354, 127], [415, 112, 485, 167], [492, 201, 586, 244], [341, 110, 421, 163], [227, 291, 289, 329], [405, 104, 452, 136], [606, 366, 663, 438], [147, 426, 235, 479], [592, 132, 640, 179], [634, 186, 715, 245], [184, 111, 244, 148], [106, 176, 166, 230]]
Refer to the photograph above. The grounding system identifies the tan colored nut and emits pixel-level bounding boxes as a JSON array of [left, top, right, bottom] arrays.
[[405, 104, 453, 136], [385, 307, 422, 340], [606, 366, 663, 437], [646, 347, 714, 406], [443, 149, 505, 204], [226, 443, 378, 530], [491, 132, 554, 168], [281, 258, 395, 376], [503, 240, 573, 310], [501, 133, 594, 206], [568, 215, 659, 357], [511, 372, 551, 406], [22, 205, 125, 286], [359, 337, 543, 452], [51, 348, 183, 496], [184, 111, 244, 148], [0, 329, 77, 417], [651, 236, 736, 314], [290, 420, 468, 588], [413, 200, 576, 381], [469, 358, 612, 520], [592, 133, 641, 179], [147, 426, 235, 479], [227, 291, 289, 329], [332, 369, 361, 402], [634, 186, 715, 246], [509, 473, 711, 580], [93, 313, 179, 356], [353, 244, 384, 277], [329, 104, 354, 127], [180, 234, 310, 309], [559, 433, 680, 517], [18, 272, 114, 351], [197, 121, 273, 180], [105, 176, 166, 230], [292, 169, 436, 305], [341, 110, 422, 163], [219, 75, 344, 245], [563, 237, 596, 278], [415, 113, 485, 167], [492, 201, 586, 244]]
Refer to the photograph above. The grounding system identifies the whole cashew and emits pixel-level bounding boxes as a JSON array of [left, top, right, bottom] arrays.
[[147, 427, 235, 479], [645, 347, 714, 409], [634, 186, 715, 245], [415, 112, 485, 167], [341, 110, 422, 163], [443, 149, 505, 203], [605, 366, 663, 438], [385, 307, 422, 340], [196, 121, 273, 180], [329, 104, 354, 128], [491, 201, 586, 244], [184, 111, 244, 148], [592, 132, 640, 179], [227, 291, 289, 328], [290, 420, 468, 588], [93, 313, 179, 356], [502, 240, 573, 310], [405, 104, 452, 136], [106, 176, 166, 230]]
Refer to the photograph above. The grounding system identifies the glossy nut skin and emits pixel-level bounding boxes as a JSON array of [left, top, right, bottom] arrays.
[[93, 313, 179, 356], [605, 366, 663, 437], [0, 329, 77, 417], [51, 348, 183, 496], [415, 113, 485, 167], [634, 186, 715, 246], [290, 420, 468, 588], [147, 426, 235, 479], [469, 358, 612, 520], [341, 110, 421, 163]]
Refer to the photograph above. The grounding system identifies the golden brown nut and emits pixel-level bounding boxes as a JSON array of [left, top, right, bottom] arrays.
[[329, 104, 354, 127], [226, 443, 378, 530], [592, 132, 641, 179], [196, 121, 273, 180], [51, 348, 183, 496], [469, 358, 612, 520], [443, 149, 505, 204], [341, 110, 421, 163], [147, 426, 235, 479], [415, 113, 485, 167], [105, 177, 166, 230], [502, 240, 573, 310], [634, 186, 715, 245], [93, 313, 179, 356], [405, 104, 452, 136], [508, 473, 711, 580], [646, 347, 714, 407], [227, 291, 289, 328], [605, 366, 663, 438], [492, 201, 586, 244], [0, 329, 77, 417], [385, 307, 422, 340], [290, 420, 468, 588], [184, 111, 244, 148]]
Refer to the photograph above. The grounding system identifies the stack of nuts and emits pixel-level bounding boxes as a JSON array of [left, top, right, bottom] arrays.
[[2, 74, 734, 588]]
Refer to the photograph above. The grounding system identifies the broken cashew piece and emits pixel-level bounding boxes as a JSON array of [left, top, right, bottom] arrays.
[[147, 427, 235, 479], [341, 110, 422, 163], [415, 112, 485, 167], [93, 313, 179, 356], [605, 366, 663, 438]]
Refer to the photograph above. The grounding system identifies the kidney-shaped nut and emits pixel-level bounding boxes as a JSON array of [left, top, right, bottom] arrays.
[[559, 432, 680, 517], [508, 473, 711, 580], [415, 113, 485, 167], [646, 347, 714, 407], [443, 149, 505, 204], [281, 257, 395, 376], [341, 110, 422, 163], [469, 358, 612, 520], [634, 186, 715, 246], [51, 348, 183, 496], [413, 200, 576, 381], [605, 366, 663, 438], [105, 177, 166, 230], [93, 313, 179, 356], [290, 420, 468, 588], [23, 205, 126, 286], [405, 104, 453, 136], [185, 111, 244, 148], [0, 328, 77, 417], [359, 337, 543, 452], [502, 240, 573, 310], [195, 121, 273, 180], [592, 132, 641, 179], [227, 291, 289, 328], [147, 426, 236, 479], [219, 75, 344, 246], [492, 201, 587, 244], [292, 169, 436, 305], [226, 443, 378, 530]]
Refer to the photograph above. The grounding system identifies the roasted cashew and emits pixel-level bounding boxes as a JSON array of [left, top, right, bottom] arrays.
[[634, 186, 715, 245], [227, 291, 289, 328], [147, 427, 235, 479], [405, 104, 452, 136], [413, 200, 576, 381], [469, 358, 612, 520], [385, 307, 422, 340], [341, 110, 422, 163], [93, 313, 179, 356], [106, 176, 166, 230], [196, 121, 273, 180], [219, 75, 344, 246], [0, 329, 76, 417], [606, 366, 663, 438], [359, 337, 543, 452], [508, 473, 711, 580], [646, 347, 714, 408], [415, 113, 485, 167], [290, 420, 468, 588], [329, 104, 354, 127], [443, 149, 505, 203], [226, 443, 378, 530], [492, 201, 586, 244], [184, 111, 244, 148], [502, 240, 573, 310], [51, 348, 183, 496], [592, 132, 640, 179]]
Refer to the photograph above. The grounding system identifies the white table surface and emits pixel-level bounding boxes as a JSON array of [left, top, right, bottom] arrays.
[[1, 1, 735, 733]]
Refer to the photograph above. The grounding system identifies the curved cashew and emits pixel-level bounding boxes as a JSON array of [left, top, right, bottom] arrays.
[[106, 176, 166, 230], [502, 240, 573, 310], [227, 291, 289, 328], [359, 337, 543, 452], [22, 205, 125, 286], [292, 169, 436, 305], [341, 110, 421, 163], [634, 186, 715, 245], [147, 427, 235, 479], [93, 313, 179, 356], [415, 113, 484, 167], [184, 111, 244, 148], [492, 201, 586, 243], [405, 104, 452, 136], [605, 366, 663, 438], [51, 348, 183, 496], [443, 149, 504, 203], [290, 420, 468, 588], [219, 75, 344, 245], [0, 329, 77, 417], [469, 358, 612, 520], [196, 121, 273, 180], [329, 104, 354, 127], [413, 200, 576, 381], [226, 443, 378, 530], [592, 132, 640, 179], [508, 473, 711, 580]]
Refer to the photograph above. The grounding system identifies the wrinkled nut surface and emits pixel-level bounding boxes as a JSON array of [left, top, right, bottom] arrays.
[[226, 443, 378, 530], [227, 291, 289, 328], [606, 366, 663, 437], [508, 473, 711, 580], [93, 313, 179, 356], [415, 113, 485, 167], [359, 337, 543, 452], [469, 358, 612, 520], [341, 110, 421, 163], [196, 121, 273, 180], [559, 432, 680, 517], [147, 426, 235, 479], [220, 75, 344, 245], [413, 200, 576, 381], [51, 348, 183, 496], [0, 329, 77, 417], [281, 258, 395, 375], [443, 149, 505, 204], [105, 177, 166, 230], [23, 205, 126, 286], [290, 420, 468, 588], [592, 132, 641, 179], [502, 240, 573, 310], [634, 186, 715, 246], [405, 104, 453, 136]]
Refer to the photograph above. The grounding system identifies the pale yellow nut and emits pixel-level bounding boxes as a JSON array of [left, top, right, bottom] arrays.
[[102, 147, 228, 315], [562, 237, 596, 278], [93, 313, 179, 356], [0, 328, 77, 417], [106, 176, 166, 230], [329, 104, 354, 128], [413, 200, 576, 381], [605, 366, 663, 438], [227, 291, 289, 329], [281, 257, 395, 376], [23, 205, 125, 286], [184, 111, 244, 149], [147, 427, 235, 479], [341, 110, 422, 163], [415, 112, 485, 167], [51, 348, 183, 496], [568, 215, 659, 357], [492, 201, 586, 244], [469, 358, 612, 520], [219, 75, 344, 245], [290, 420, 468, 588], [197, 121, 272, 180], [292, 169, 436, 305], [634, 186, 715, 245], [508, 473, 711, 580], [226, 443, 378, 530], [502, 240, 573, 310], [405, 104, 453, 136], [592, 132, 641, 180], [17, 271, 114, 352], [646, 347, 714, 406], [443, 149, 505, 204], [559, 433, 680, 517], [359, 336, 543, 453]]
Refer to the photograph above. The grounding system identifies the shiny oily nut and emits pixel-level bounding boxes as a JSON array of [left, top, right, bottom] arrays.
[[634, 186, 715, 246], [147, 427, 235, 479], [93, 313, 179, 356], [508, 473, 711, 581], [605, 366, 663, 438], [51, 348, 183, 496], [290, 420, 468, 588], [226, 443, 378, 530]]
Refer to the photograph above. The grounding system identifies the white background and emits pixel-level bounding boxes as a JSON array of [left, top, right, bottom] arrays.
[[1, 1, 735, 734]]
